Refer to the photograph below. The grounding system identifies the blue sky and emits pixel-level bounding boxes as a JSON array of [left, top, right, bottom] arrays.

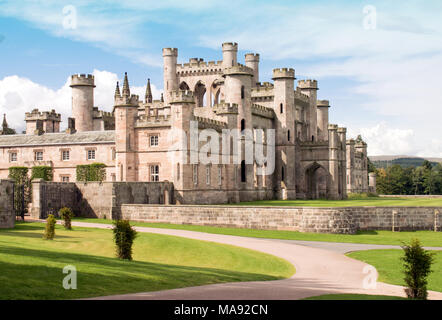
[[0, 0, 441, 157]]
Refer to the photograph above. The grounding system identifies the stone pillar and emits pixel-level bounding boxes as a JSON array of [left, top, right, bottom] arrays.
[[328, 124, 339, 199]]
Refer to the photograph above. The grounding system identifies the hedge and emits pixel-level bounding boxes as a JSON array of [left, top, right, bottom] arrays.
[[76, 163, 106, 182], [31, 166, 53, 181]]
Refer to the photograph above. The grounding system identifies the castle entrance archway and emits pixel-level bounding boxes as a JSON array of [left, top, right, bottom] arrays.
[[305, 162, 328, 199]]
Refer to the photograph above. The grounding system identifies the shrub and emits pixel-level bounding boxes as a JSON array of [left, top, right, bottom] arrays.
[[401, 238, 435, 300], [31, 166, 53, 181], [59, 207, 74, 230], [112, 220, 137, 260], [76, 163, 106, 182], [43, 214, 57, 240]]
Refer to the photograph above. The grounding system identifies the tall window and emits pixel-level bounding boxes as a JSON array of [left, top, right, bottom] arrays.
[[150, 135, 159, 146], [62, 150, 70, 161], [9, 153, 17, 162], [240, 119, 245, 131], [241, 85, 245, 99], [35, 151, 43, 161], [280, 103, 283, 113], [193, 164, 198, 185], [177, 163, 180, 180], [206, 166, 211, 185], [241, 160, 246, 183], [218, 166, 222, 186], [111, 148, 116, 160], [281, 166, 285, 182], [150, 165, 159, 181], [87, 150, 95, 160], [287, 130, 291, 141]]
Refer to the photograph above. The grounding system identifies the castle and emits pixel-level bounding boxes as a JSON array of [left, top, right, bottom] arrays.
[[0, 42, 374, 204]]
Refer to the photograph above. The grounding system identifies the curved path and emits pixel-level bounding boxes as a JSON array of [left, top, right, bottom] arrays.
[[61, 221, 442, 300]]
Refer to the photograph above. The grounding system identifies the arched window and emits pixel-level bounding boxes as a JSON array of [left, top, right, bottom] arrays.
[[241, 119, 245, 131], [280, 103, 283, 113], [288, 130, 291, 141], [241, 160, 246, 183], [241, 86, 245, 99], [312, 135, 315, 142]]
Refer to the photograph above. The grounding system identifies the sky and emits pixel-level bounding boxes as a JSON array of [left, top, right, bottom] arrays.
[[0, 0, 441, 157]]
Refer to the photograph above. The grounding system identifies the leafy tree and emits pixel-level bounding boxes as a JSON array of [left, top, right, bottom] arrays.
[[112, 220, 137, 260], [412, 166, 426, 195], [43, 214, 57, 240], [59, 207, 74, 230], [401, 239, 435, 300]]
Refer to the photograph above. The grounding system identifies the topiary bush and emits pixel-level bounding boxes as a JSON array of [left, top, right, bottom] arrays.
[[401, 238, 435, 300], [59, 207, 74, 230], [43, 214, 57, 240], [112, 220, 137, 260], [31, 166, 53, 181], [76, 163, 106, 182]]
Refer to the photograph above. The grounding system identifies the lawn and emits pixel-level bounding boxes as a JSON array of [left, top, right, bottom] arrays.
[[73, 218, 442, 247], [347, 249, 442, 293], [0, 222, 294, 300], [303, 294, 407, 300], [232, 197, 442, 207]]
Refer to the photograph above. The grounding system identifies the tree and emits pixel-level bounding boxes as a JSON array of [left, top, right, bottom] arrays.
[[112, 220, 137, 260], [59, 207, 74, 230], [43, 214, 57, 240], [401, 239, 435, 300], [412, 166, 426, 195]]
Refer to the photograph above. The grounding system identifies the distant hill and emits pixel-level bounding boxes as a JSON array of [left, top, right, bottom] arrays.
[[369, 156, 441, 169]]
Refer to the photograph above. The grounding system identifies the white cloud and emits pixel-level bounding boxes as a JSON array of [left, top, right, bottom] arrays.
[[0, 70, 160, 132]]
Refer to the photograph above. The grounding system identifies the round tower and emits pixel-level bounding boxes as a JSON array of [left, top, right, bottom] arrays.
[[222, 42, 238, 68], [70, 74, 95, 132], [245, 53, 260, 86], [162, 48, 178, 106]]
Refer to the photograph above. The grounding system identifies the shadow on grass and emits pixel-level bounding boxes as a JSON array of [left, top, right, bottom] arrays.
[[0, 245, 283, 300]]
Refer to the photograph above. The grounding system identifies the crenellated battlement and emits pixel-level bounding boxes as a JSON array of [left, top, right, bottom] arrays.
[[213, 102, 239, 115], [298, 79, 318, 90], [70, 74, 95, 87], [163, 48, 178, 57], [25, 108, 61, 121], [115, 94, 140, 107], [272, 68, 295, 80], [294, 89, 310, 103], [317, 100, 330, 107], [177, 60, 224, 76], [245, 53, 260, 62], [170, 90, 195, 104], [251, 103, 275, 119], [194, 116, 227, 131], [135, 114, 171, 128], [92, 107, 113, 119], [223, 65, 253, 77], [222, 42, 238, 51], [328, 124, 338, 130], [337, 127, 347, 133]]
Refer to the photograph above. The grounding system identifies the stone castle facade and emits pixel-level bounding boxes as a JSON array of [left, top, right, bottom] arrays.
[[0, 42, 373, 204]]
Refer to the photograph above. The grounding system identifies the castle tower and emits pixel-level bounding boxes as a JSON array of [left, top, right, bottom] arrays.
[[346, 139, 356, 193], [272, 68, 296, 199], [145, 78, 153, 103], [298, 80, 318, 142], [317, 100, 330, 141], [328, 124, 340, 199], [162, 48, 178, 106], [223, 65, 254, 197], [222, 42, 238, 68], [355, 138, 368, 192], [170, 90, 196, 203], [337, 127, 347, 199], [70, 74, 95, 132], [245, 53, 260, 86], [114, 73, 139, 182], [25, 109, 61, 134]]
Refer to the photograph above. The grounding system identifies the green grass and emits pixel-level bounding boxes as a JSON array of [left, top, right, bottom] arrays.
[[347, 249, 442, 292], [303, 294, 407, 300], [0, 222, 294, 300], [73, 218, 442, 247], [232, 197, 442, 207]]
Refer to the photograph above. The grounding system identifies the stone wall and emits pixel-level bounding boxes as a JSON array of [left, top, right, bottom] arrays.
[[120, 205, 442, 234], [0, 179, 15, 228], [31, 180, 173, 219]]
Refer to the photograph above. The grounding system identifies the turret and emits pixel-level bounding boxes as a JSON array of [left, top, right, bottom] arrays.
[[162, 48, 178, 106], [25, 108, 61, 134], [337, 127, 347, 198], [328, 124, 339, 199], [245, 53, 260, 86], [317, 100, 330, 141], [346, 139, 356, 193], [298, 79, 318, 142], [222, 42, 238, 68], [272, 68, 296, 199], [70, 74, 95, 132], [145, 78, 153, 103]]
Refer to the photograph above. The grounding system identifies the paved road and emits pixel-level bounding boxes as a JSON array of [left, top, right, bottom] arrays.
[[53, 221, 442, 300]]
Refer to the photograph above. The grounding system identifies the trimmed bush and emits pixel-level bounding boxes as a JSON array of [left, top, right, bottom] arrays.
[[112, 220, 137, 260], [43, 214, 57, 240], [59, 207, 74, 230], [401, 238, 435, 300], [31, 166, 53, 181], [76, 163, 106, 182]]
